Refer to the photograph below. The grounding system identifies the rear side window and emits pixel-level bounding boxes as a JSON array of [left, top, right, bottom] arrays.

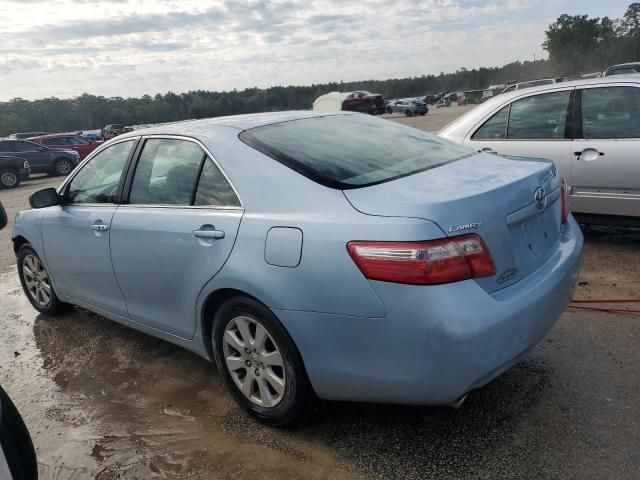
[[239, 114, 473, 189], [194, 159, 240, 207], [581, 87, 640, 139], [128, 138, 240, 207], [129, 139, 204, 205]]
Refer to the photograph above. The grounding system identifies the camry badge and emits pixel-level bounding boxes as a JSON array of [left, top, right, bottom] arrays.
[[534, 187, 546, 210], [448, 222, 481, 233]]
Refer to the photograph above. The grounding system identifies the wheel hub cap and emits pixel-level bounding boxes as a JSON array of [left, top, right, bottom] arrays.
[[22, 254, 51, 307], [222, 316, 286, 408]]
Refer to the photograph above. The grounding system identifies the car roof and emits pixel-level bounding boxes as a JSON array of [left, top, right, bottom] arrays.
[[607, 62, 640, 68], [117, 110, 347, 139]]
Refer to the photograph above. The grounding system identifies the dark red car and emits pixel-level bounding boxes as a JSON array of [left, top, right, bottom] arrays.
[[28, 134, 103, 159], [342, 91, 385, 114]]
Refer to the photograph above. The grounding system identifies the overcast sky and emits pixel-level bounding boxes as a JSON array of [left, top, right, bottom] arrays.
[[0, 0, 630, 101]]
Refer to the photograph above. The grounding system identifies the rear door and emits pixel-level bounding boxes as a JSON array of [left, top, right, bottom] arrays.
[[109, 136, 243, 339], [467, 89, 574, 183], [571, 84, 640, 217]]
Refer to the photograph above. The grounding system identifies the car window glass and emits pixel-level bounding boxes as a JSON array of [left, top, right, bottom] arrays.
[[240, 114, 474, 188], [42, 139, 58, 146], [581, 87, 640, 139], [70, 136, 90, 145], [194, 158, 240, 207], [129, 138, 204, 205], [472, 105, 509, 140], [14, 141, 40, 152], [507, 91, 570, 140], [67, 140, 135, 204]]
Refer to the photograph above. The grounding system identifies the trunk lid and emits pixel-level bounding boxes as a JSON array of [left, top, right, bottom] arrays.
[[343, 153, 562, 292]]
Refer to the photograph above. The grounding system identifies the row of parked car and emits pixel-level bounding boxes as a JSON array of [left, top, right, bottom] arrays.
[[0, 124, 134, 189]]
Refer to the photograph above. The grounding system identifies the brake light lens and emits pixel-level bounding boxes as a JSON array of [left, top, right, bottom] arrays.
[[23, 160, 30, 169], [347, 234, 495, 286], [560, 177, 571, 224]]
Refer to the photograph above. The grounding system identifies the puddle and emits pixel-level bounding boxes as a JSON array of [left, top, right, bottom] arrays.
[[0, 269, 359, 479]]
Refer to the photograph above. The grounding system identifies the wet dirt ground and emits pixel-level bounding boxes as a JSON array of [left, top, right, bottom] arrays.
[[0, 107, 639, 479]]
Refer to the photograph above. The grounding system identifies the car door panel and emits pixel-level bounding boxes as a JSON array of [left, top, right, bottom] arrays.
[[109, 207, 242, 338], [468, 89, 574, 190], [41, 205, 129, 317]]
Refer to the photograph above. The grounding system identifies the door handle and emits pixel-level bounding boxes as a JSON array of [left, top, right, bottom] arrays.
[[574, 149, 604, 160], [192, 226, 225, 239], [91, 223, 108, 231], [479, 147, 498, 154]]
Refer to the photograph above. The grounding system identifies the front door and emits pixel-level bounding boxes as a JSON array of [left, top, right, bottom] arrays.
[[41, 139, 137, 317], [468, 89, 574, 183], [109, 137, 243, 339], [571, 85, 640, 217]]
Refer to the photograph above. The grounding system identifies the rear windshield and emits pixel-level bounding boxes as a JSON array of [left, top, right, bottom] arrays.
[[239, 114, 473, 189]]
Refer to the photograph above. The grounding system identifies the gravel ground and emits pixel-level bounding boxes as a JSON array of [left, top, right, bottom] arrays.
[[0, 107, 638, 479]]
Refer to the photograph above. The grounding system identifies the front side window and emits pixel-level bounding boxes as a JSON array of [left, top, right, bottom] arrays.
[[67, 140, 135, 204], [472, 106, 509, 140], [240, 114, 473, 188], [507, 91, 570, 140], [581, 87, 640, 139], [129, 139, 204, 205]]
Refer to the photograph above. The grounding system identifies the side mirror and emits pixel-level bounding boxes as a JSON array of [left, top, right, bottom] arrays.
[[0, 202, 7, 230], [29, 188, 60, 209]]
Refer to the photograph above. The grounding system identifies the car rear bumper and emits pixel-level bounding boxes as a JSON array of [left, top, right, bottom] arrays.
[[276, 216, 583, 405]]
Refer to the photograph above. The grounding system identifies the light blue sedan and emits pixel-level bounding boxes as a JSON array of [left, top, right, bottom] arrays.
[[12, 111, 583, 425]]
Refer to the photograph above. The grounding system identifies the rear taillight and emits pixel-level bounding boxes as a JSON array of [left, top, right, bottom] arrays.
[[23, 160, 29, 169], [560, 177, 571, 224], [347, 234, 495, 286]]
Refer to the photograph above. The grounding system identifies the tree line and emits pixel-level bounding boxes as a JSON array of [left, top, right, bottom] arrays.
[[1, 3, 639, 137]]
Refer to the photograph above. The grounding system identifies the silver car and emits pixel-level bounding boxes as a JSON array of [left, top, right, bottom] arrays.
[[439, 76, 640, 224]]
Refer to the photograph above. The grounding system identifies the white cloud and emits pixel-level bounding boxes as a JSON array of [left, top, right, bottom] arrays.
[[0, 0, 597, 100]]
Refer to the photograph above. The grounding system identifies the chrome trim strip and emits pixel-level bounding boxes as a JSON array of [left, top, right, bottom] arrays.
[[506, 187, 561, 226]]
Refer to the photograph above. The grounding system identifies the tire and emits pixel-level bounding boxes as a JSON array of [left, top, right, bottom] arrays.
[[386, 107, 392, 114], [52, 157, 74, 176], [0, 170, 19, 189], [0, 386, 38, 480], [405, 110, 413, 117], [212, 296, 313, 426], [17, 245, 70, 315], [420, 112, 426, 116]]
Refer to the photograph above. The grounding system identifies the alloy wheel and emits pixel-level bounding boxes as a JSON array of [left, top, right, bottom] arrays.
[[1, 172, 17, 187], [55, 160, 73, 175], [22, 255, 51, 307], [222, 316, 286, 408]]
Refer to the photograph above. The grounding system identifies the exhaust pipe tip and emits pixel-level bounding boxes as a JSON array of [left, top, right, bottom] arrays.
[[447, 393, 469, 409]]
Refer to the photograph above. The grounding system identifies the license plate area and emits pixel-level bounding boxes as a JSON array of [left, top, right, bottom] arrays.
[[507, 203, 560, 270]]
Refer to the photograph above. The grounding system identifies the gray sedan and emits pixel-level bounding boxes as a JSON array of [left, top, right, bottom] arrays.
[[439, 76, 640, 224]]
